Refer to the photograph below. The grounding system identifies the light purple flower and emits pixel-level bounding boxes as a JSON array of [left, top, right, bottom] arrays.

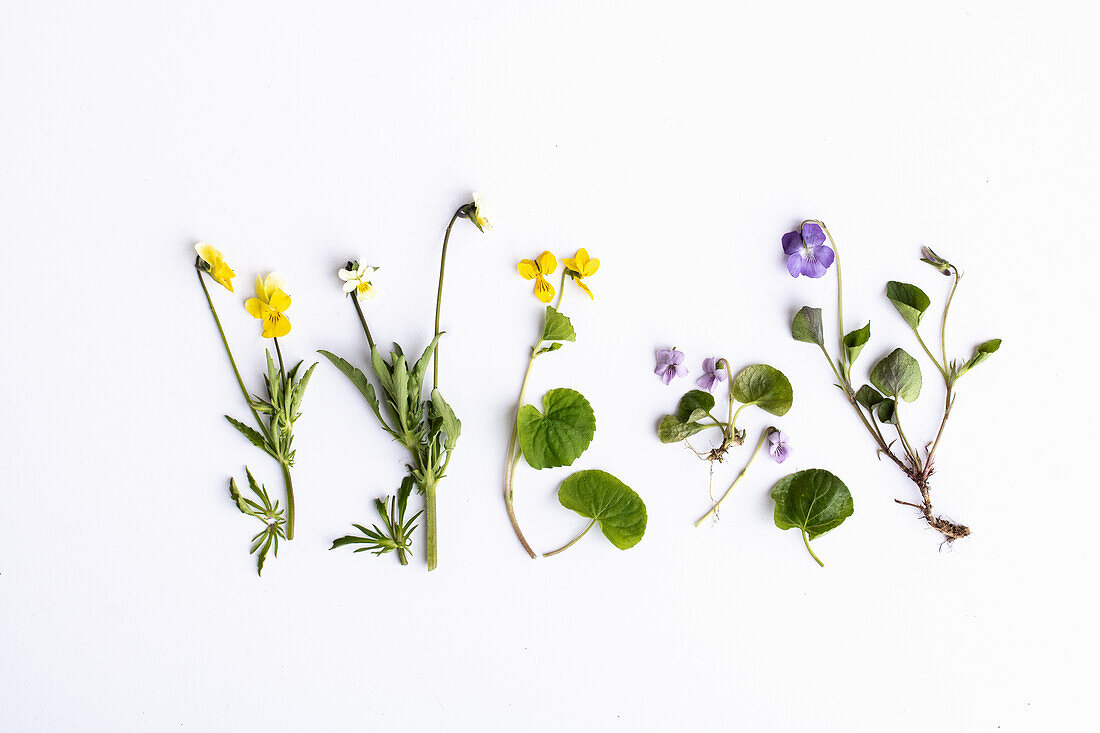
[[654, 348, 687, 385], [696, 357, 728, 392], [782, 222, 835, 278], [768, 430, 791, 463]]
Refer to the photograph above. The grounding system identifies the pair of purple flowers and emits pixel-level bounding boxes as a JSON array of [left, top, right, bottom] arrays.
[[654, 350, 727, 392]]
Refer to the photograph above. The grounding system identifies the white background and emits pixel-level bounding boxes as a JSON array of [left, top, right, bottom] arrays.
[[1, 1, 1095, 730]]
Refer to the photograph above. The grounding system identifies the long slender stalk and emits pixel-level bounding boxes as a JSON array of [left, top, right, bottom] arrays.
[[351, 296, 376, 351], [432, 208, 463, 389], [807, 220, 847, 380], [281, 461, 295, 540], [543, 519, 596, 557], [695, 427, 774, 526], [504, 344, 540, 558], [802, 529, 824, 567]]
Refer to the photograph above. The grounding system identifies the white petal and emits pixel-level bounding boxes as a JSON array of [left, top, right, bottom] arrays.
[[338, 268, 355, 281], [342, 281, 357, 293]]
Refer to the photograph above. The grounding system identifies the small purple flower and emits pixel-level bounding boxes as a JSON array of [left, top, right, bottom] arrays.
[[654, 348, 687, 385], [696, 357, 728, 392], [768, 430, 791, 463], [782, 222, 835, 278]]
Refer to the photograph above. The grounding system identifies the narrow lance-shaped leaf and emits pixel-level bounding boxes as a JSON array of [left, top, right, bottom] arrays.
[[409, 333, 444, 397], [557, 470, 647, 550], [886, 281, 931, 330], [870, 348, 922, 402], [430, 389, 462, 451], [791, 306, 824, 346], [317, 350, 394, 436], [225, 415, 273, 455]]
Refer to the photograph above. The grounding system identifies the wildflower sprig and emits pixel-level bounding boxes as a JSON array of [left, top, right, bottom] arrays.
[[330, 477, 422, 565], [229, 470, 287, 575], [504, 249, 647, 558], [784, 222, 1001, 542], [194, 244, 316, 573], [320, 196, 480, 573]]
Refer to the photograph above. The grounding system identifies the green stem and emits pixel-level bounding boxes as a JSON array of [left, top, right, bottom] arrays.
[[274, 336, 287, 393], [432, 208, 464, 390], [802, 529, 824, 567], [807, 220, 847, 381], [504, 341, 540, 558], [351, 296, 376, 351], [195, 268, 273, 444], [424, 477, 438, 571], [695, 427, 774, 526], [892, 406, 920, 470], [553, 269, 567, 310], [281, 461, 295, 540], [923, 386, 955, 475], [913, 328, 948, 383], [941, 270, 960, 376], [543, 518, 596, 557]]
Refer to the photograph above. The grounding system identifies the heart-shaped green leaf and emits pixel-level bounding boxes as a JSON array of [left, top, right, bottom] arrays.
[[870, 348, 922, 402], [558, 470, 647, 550], [875, 397, 897, 425], [965, 338, 1001, 371], [791, 306, 824, 346], [843, 322, 871, 366], [854, 384, 884, 412], [676, 390, 715, 423], [732, 364, 794, 416], [518, 388, 596, 469], [886, 281, 931, 329], [541, 306, 576, 342], [771, 468, 854, 566]]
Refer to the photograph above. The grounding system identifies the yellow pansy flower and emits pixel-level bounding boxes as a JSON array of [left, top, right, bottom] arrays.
[[194, 242, 236, 292], [470, 192, 493, 232], [244, 273, 292, 338], [562, 248, 600, 299], [338, 261, 379, 301], [517, 251, 558, 303]]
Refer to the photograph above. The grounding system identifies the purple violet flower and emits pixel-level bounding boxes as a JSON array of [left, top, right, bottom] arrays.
[[654, 348, 687, 385], [768, 430, 791, 463], [782, 222, 835, 278], [696, 357, 728, 392]]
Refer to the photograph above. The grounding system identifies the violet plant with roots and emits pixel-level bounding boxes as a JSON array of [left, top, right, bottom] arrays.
[[785, 220, 1001, 543]]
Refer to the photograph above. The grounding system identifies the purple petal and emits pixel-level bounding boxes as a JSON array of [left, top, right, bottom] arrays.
[[696, 373, 717, 392], [714, 367, 728, 383], [660, 366, 675, 385], [801, 255, 828, 279], [812, 244, 834, 269], [669, 349, 685, 365], [674, 363, 688, 377], [787, 252, 805, 278], [801, 222, 826, 247], [781, 231, 802, 256], [701, 357, 717, 374], [770, 443, 791, 463]]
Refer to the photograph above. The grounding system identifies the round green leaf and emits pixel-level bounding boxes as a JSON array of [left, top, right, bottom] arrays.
[[517, 388, 596, 469], [771, 468, 854, 541], [558, 470, 647, 550], [870, 348, 922, 402], [731, 364, 794, 416]]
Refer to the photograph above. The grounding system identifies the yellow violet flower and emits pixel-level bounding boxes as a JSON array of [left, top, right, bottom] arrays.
[[245, 272, 292, 338], [517, 251, 558, 303], [562, 248, 600, 299], [470, 192, 493, 232], [194, 242, 236, 292]]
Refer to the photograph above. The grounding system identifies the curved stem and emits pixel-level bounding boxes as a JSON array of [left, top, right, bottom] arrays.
[[195, 269, 273, 444], [504, 343, 540, 558], [351, 296, 376, 351], [802, 529, 824, 567], [695, 427, 773, 526], [432, 208, 463, 389], [281, 461, 295, 540], [806, 220, 846, 380], [912, 328, 948, 383], [543, 519, 596, 557], [892, 404, 921, 470]]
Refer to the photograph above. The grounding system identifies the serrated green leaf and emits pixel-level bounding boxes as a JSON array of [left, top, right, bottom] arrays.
[[317, 350, 393, 435], [854, 385, 884, 412], [557, 470, 647, 550], [870, 348, 922, 402], [843, 322, 871, 366], [771, 468, 853, 566], [886, 281, 931, 330], [225, 416, 272, 454], [965, 338, 1001, 371], [657, 415, 709, 443], [791, 306, 824, 346], [517, 388, 596, 469], [732, 364, 794, 416], [541, 306, 576, 342], [430, 389, 462, 451]]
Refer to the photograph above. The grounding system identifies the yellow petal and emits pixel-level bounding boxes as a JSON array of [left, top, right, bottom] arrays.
[[268, 288, 291, 313], [574, 277, 594, 300], [195, 242, 220, 265], [581, 256, 599, 278], [263, 272, 286, 299], [212, 261, 235, 292], [263, 312, 291, 338], [254, 275, 267, 302], [535, 250, 557, 275], [534, 275, 555, 303], [245, 298, 265, 319], [517, 259, 539, 280]]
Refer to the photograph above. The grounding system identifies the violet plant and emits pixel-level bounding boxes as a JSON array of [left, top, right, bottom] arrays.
[[784, 220, 1001, 542]]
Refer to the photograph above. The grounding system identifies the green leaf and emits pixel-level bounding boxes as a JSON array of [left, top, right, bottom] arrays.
[[225, 416, 271, 454], [854, 385, 884, 412], [771, 468, 854, 566], [557, 470, 647, 550], [535, 342, 564, 356], [541, 306, 576, 342], [876, 398, 897, 425], [791, 306, 824, 346], [430, 389, 462, 451], [317, 350, 391, 433], [843, 322, 871, 366], [870, 348, 922, 402], [410, 334, 444, 397], [657, 415, 709, 443], [676, 390, 715, 423], [229, 477, 250, 515], [886, 281, 931, 330], [965, 338, 1001, 371], [517, 388, 596, 469], [265, 350, 280, 402], [731, 364, 794, 416]]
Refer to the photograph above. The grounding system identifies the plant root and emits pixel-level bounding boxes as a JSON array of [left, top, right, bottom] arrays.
[[896, 472, 970, 542]]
